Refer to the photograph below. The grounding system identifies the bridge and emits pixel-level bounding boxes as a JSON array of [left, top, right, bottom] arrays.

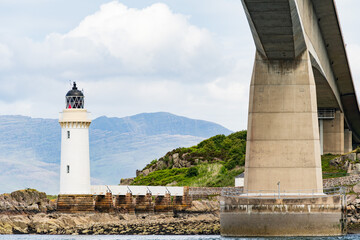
[[243, 0, 359, 193], [221, 0, 352, 236]]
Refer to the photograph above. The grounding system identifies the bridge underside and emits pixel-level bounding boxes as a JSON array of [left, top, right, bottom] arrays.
[[243, 0, 360, 145]]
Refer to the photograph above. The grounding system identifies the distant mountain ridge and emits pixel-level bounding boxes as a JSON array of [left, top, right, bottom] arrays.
[[92, 112, 232, 138], [0, 112, 232, 194]]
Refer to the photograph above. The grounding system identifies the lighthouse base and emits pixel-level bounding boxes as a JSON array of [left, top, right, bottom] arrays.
[[57, 194, 95, 213], [220, 195, 346, 236]]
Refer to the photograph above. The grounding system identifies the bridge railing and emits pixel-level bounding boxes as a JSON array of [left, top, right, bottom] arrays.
[[221, 187, 345, 199], [318, 108, 335, 119]]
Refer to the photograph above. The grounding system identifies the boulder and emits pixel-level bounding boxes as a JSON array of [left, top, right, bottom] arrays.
[[347, 194, 357, 204], [353, 182, 360, 193], [0, 189, 51, 213], [354, 164, 360, 172], [119, 178, 134, 185], [142, 169, 150, 176], [156, 161, 167, 170]]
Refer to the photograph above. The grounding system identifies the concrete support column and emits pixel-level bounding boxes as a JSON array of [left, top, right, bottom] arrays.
[[319, 119, 323, 155], [323, 110, 344, 154], [244, 51, 322, 194], [344, 129, 353, 153]]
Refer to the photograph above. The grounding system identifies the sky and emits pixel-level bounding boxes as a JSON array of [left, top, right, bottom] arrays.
[[0, 0, 359, 131]]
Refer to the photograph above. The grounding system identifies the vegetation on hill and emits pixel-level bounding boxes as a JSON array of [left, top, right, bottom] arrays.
[[131, 130, 354, 187], [132, 131, 247, 187], [321, 153, 346, 179]]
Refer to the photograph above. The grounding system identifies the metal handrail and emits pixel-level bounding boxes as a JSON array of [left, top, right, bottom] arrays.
[[318, 108, 335, 119], [221, 187, 344, 199], [105, 185, 112, 194]]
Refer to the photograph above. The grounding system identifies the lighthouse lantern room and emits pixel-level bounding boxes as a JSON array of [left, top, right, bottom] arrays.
[[59, 82, 91, 194]]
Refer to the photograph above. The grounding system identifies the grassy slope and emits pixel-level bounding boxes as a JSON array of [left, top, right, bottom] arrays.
[[132, 131, 247, 187], [321, 153, 346, 179], [132, 131, 348, 187]]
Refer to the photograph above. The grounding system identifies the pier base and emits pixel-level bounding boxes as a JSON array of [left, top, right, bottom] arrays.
[[220, 195, 346, 236]]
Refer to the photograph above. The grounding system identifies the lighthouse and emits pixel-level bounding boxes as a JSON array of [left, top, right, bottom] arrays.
[[59, 82, 91, 194]]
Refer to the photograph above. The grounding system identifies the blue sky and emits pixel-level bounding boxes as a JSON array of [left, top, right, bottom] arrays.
[[0, 0, 358, 131]]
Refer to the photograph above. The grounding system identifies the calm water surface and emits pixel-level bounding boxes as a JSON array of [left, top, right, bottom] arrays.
[[0, 235, 359, 240]]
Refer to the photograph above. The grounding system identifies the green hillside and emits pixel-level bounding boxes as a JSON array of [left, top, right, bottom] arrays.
[[132, 131, 247, 187], [131, 130, 347, 187]]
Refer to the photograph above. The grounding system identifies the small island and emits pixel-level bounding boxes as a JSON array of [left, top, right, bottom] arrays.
[[1, 132, 360, 235]]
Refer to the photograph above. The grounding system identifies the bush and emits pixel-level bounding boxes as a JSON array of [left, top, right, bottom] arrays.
[[220, 166, 228, 175], [186, 167, 199, 177]]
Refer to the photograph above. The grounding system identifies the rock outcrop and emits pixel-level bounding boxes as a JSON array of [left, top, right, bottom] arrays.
[[330, 152, 360, 174], [0, 189, 56, 214], [135, 151, 217, 178]]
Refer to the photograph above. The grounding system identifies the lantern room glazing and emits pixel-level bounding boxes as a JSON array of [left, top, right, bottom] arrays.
[[66, 82, 84, 109]]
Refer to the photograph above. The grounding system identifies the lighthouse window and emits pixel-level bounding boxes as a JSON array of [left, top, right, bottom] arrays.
[[67, 165, 70, 173], [67, 131, 70, 139]]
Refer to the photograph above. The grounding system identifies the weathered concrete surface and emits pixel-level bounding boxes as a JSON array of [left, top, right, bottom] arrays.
[[220, 195, 346, 236], [323, 110, 344, 154], [344, 129, 353, 153], [244, 50, 322, 193]]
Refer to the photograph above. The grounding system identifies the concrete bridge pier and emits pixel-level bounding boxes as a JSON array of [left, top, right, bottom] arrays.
[[222, 22, 344, 238], [323, 110, 344, 154], [221, 0, 353, 236], [245, 51, 323, 193], [344, 129, 353, 153]]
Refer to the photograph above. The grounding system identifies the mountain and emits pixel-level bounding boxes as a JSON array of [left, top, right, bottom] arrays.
[[0, 112, 232, 194], [92, 112, 231, 138]]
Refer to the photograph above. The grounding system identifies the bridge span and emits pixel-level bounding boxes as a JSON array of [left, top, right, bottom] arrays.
[[221, 0, 352, 236], [242, 0, 359, 193]]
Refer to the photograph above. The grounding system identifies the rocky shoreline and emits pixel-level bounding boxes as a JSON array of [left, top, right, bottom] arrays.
[[0, 189, 220, 235], [0, 212, 219, 235], [5, 188, 360, 235]]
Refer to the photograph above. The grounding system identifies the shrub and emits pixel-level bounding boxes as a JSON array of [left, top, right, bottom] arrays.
[[186, 167, 199, 177]]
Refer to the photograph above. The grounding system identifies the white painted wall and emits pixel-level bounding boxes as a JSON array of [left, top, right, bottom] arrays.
[[91, 185, 184, 196], [235, 177, 244, 187], [60, 110, 91, 194]]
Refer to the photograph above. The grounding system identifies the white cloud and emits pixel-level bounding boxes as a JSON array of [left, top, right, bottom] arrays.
[[0, 1, 253, 131], [66, 2, 215, 72], [0, 43, 13, 69], [206, 60, 250, 102], [9, 1, 220, 79]]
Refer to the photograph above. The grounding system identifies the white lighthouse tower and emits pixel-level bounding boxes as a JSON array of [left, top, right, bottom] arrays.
[[59, 82, 91, 194]]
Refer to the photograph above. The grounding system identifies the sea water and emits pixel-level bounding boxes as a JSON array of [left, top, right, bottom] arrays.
[[0, 235, 359, 240]]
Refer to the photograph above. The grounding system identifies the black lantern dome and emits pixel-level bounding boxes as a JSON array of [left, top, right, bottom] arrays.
[[66, 82, 84, 109]]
